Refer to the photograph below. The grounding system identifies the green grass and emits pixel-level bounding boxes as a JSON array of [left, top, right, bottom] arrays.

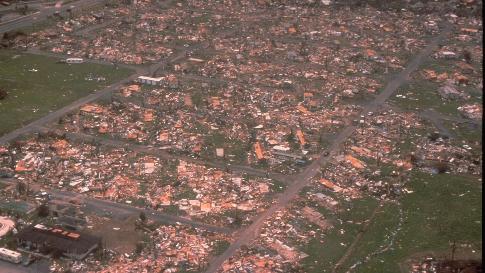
[[211, 240, 231, 256], [162, 204, 186, 216], [0, 50, 133, 136], [392, 75, 481, 118], [390, 81, 462, 117], [299, 171, 481, 273], [443, 119, 482, 144], [340, 202, 400, 272], [341, 172, 482, 273], [201, 132, 250, 163], [175, 186, 197, 200], [270, 179, 287, 193], [390, 57, 482, 119], [300, 196, 379, 273]]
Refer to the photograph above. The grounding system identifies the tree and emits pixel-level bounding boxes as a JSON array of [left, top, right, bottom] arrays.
[[134, 241, 144, 256], [51, 249, 63, 259], [66, 8, 73, 19], [290, 140, 300, 151], [463, 50, 472, 64], [16, 182, 26, 196], [286, 130, 295, 143], [428, 132, 441, 142], [0, 88, 7, 100], [139, 211, 147, 223], [433, 161, 449, 174], [408, 153, 418, 165], [232, 213, 243, 227], [19, 4, 28, 15], [37, 204, 50, 217]]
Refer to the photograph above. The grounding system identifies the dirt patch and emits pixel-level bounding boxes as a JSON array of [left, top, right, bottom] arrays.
[[437, 259, 482, 273], [401, 247, 483, 273]]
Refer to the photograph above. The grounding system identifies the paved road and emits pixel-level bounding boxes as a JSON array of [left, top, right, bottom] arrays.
[[0, 259, 49, 273], [203, 23, 453, 273], [0, 1, 45, 14], [0, 0, 104, 34]]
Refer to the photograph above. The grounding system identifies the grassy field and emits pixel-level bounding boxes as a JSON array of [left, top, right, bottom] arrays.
[[300, 172, 482, 273], [390, 80, 462, 117], [0, 50, 133, 136], [389, 57, 483, 119], [300, 195, 380, 273], [443, 119, 482, 144], [345, 172, 481, 273]]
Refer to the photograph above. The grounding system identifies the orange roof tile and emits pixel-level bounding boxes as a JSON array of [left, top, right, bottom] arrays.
[[80, 104, 104, 114], [319, 178, 342, 192], [200, 202, 212, 212], [350, 146, 374, 158], [254, 142, 264, 160], [297, 105, 309, 114], [345, 155, 366, 169], [365, 49, 377, 57], [15, 160, 33, 172], [296, 129, 306, 146]]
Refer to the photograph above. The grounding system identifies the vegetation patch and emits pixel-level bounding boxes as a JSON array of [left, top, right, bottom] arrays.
[[0, 50, 133, 136]]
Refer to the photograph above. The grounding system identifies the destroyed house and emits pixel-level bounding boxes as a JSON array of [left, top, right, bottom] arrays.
[[16, 224, 101, 260]]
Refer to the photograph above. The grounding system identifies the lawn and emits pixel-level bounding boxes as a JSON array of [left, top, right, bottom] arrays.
[[0, 49, 134, 136], [300, 195, 380, 273]]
